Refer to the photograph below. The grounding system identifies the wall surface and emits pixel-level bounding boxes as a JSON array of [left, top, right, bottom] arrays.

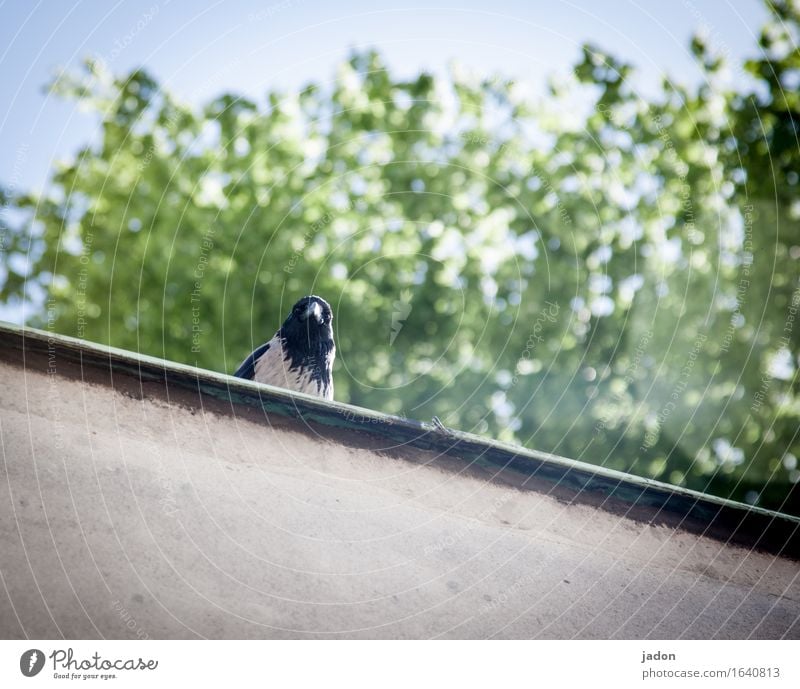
[[0, 329, 799, 639]]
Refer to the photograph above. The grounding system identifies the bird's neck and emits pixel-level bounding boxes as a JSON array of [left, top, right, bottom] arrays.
[[278, 328, 335, 376]]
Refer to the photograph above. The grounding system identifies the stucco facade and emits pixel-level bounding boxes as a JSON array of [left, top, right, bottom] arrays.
[[1, 324, 798, 639]]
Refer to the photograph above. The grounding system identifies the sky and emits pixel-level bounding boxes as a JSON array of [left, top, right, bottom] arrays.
[[0, 0, 769, 196]]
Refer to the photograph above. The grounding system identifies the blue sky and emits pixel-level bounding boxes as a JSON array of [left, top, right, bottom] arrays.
[[0, 0, 768, 194]]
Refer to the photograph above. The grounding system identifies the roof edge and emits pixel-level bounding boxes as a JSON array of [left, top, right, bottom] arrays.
[[1, 320, 798, 558]]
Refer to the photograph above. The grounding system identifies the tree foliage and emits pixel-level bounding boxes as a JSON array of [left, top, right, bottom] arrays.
[[2, 1, 799, 513]]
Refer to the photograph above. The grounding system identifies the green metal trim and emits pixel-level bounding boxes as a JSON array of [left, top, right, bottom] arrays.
[[1, 320, 798, 558]]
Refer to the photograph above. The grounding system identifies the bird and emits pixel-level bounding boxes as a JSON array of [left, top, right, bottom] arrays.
[[234, 295, 335, 400]]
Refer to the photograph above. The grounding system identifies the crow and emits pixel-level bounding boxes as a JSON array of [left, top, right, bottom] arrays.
[[234, 295, 335, 400]]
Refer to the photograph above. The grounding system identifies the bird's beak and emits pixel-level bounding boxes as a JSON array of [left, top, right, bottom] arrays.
[[302, 301, 323, 324]]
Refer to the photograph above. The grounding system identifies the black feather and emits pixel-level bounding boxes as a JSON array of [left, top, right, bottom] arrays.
[[279, 310, 333, 384], [233, 340, 271, 380]]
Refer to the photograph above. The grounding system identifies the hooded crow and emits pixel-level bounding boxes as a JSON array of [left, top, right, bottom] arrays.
[[234, 295, 335, 400]]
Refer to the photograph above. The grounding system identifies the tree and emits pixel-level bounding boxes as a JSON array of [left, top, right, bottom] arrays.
[[2, 1, 798, 513]]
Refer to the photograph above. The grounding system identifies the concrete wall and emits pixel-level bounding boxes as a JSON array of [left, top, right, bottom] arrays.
[[0, 329, 798, 639]]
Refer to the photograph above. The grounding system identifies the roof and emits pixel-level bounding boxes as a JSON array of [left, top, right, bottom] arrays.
[[1, 321, 798, 639], [2, 321, 797, 557]]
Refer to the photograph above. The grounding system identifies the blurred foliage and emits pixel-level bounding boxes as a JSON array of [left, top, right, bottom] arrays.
[[2, 1, 800, 513]]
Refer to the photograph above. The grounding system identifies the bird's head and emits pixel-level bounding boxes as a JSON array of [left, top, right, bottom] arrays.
[[280, 295, 334, 350]]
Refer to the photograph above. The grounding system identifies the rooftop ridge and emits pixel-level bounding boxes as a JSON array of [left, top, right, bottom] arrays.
[[1, 320, 797, 558]]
